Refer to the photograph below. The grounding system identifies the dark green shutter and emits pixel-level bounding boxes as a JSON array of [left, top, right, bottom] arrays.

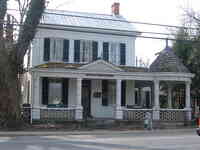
[[103, 42, 109, 61], [43, 38, 50, 61], [74, 40, 80, 62], [121, 80, 126, 106], [62, 78, 68, 106], [120, 43, 126, 65], [92, 41, 98, 61], [135, 91, 138, 105], [63, 39, 69, 62], [42, 77, 49, 105], [102, 80, 108, 106]]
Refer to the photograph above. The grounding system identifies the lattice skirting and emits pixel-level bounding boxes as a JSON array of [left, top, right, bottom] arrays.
[[123, 109, 153, 121], [40, 109, 75, 121], [160, 110, 185, 121]]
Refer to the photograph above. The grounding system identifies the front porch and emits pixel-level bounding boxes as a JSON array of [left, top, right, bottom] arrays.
[[29, 60, 194, 124]]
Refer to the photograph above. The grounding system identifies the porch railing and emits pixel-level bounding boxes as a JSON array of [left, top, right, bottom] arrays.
[[40, 107, 76, 121], [21, 107, 76, 123], [123, 108, 187, 121], [159, 109, 186, 121], [123, 109, 153, 121]]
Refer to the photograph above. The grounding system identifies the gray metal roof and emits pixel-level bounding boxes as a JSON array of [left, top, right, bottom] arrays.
[[41, 9, 137, 32], [149, 46, 189, 73]]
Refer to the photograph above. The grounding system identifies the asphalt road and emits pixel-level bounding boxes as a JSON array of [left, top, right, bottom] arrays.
[[0, 130, 199, 150]]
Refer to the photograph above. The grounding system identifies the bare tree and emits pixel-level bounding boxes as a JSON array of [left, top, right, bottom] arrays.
[[0, 0, 45, 128]]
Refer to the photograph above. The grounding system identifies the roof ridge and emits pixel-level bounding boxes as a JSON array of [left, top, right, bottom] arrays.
[[45, 9, 124, 18]]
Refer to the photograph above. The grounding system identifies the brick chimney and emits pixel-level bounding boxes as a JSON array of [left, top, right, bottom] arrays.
[[111, 2, 120, 16]]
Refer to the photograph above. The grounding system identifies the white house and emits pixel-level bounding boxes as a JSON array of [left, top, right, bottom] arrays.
[[25, 3, 194, 126]]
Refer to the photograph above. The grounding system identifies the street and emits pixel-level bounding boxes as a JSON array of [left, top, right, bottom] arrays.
[[0, 129, 199, 150]]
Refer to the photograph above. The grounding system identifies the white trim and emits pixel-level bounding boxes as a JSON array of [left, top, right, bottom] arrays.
[[30, 68, 194, 82], [79, 59, 123, 71]]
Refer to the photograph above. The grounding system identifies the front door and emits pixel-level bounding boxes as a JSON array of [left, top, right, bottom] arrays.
[[82, 80, 91, 119]]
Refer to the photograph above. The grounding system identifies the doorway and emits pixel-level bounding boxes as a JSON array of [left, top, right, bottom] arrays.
[[82, 80, 91, 119]]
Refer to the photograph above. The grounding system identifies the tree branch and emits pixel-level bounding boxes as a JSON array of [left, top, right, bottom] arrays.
[[0, 0, 7, 40], [15, 0, 46, 64]]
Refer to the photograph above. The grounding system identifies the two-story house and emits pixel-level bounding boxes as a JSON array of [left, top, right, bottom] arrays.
[[25, 3, 194, 127]]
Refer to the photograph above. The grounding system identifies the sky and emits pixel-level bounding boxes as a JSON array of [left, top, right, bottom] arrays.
[[9, 0, 200, 65], [46, 0, 200, 65]]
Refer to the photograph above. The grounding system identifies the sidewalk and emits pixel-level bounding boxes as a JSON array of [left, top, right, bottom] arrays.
[[0, 128, 195, 136]]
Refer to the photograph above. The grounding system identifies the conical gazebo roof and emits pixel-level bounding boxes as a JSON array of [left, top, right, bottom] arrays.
[[149, 46, 189, 73]]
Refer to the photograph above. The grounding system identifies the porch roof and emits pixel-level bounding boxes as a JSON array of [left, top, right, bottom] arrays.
[[34, 61, 148, 73]]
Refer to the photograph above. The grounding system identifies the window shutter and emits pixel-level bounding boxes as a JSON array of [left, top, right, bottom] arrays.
[[121, 80, 126, 106], [62, 78, 68, 106], [135, 91, 138, 105], [43, 38, 50, 61], [92, 41, 98, 61], [120, 43, 126, 65], [103, 42, 109, 61], [102, 80, 108, 106], [74, 40, 80, 62], [63, 39, 69, 62], [42, 77, 49, 105]]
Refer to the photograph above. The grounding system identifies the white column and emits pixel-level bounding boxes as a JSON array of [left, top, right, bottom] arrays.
[[115, 79, 123, 120], [185, 81, 192, 121], [75, 78, 83, 120], [69, 39, 74, 63], [32, 73, 40, 120], [153, 80, 160, 120], [168, 85, 172, 108]]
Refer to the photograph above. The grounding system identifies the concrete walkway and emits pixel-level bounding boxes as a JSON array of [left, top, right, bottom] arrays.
[[0, 128, 196, 136]]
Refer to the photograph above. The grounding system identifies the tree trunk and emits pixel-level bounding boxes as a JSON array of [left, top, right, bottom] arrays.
[[0, 0, 45, 128], [0, 49, 22, 128]]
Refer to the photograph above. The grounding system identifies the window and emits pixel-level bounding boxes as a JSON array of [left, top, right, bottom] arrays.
[[50, 38, 63, 62], [42, 78, 68, 106], [103, 42, 126, 65], [74, 40, 98, 63], [43, 38, 69, 62], [48, 79, 62, 105]]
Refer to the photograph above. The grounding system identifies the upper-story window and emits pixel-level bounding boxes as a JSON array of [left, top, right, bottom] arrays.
[[43, 38, 126, 65], [103, 42, 126, 65], [74, 40, 98, 63], [43, 38, 69, 62]]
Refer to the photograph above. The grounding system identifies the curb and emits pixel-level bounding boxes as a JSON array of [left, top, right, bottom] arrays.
[[0, 128, 195, 136]]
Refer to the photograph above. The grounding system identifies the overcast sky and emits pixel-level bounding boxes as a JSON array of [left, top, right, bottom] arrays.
[[9, 0, 200, 65], [46, 0, 200, 65]]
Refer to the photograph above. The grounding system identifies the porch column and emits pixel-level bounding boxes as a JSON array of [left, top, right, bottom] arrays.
[[153, 80, 160, 120], [115, 79, 123, 120], [32, 73, 40, 120], [185, 81, 192, 121], [167, 84, 172, 108], [75, 78, 83, 120]]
